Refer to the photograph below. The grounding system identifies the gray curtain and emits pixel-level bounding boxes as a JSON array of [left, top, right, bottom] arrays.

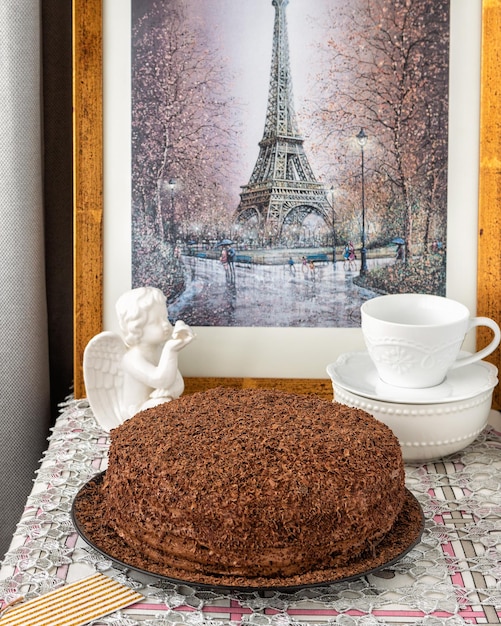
[[0, 1, 73, 558]]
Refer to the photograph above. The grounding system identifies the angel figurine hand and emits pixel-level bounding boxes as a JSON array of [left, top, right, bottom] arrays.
[[83, 286, 195, 432]]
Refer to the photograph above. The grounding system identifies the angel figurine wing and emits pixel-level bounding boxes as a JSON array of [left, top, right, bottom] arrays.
[[83, 331, 126, 432]]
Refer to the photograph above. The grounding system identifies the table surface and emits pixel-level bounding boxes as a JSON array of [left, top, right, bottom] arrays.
[[2, 399, 501, 625]]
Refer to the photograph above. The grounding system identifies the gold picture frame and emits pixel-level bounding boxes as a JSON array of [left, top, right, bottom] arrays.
[[72, 0, 501, 408]]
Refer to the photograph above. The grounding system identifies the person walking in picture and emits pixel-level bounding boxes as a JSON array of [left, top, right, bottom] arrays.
[[343, 242, 356, 271], [227, 246, 236, 278], [343, 243, 350, 266], [288, 256, 296, 275], [309, 259, 315, 279], [220, 247, 228, 273]]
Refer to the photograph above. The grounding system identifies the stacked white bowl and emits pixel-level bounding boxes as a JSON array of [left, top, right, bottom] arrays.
[[328, 295, 500, 462], [327, 294, 500, 463], [327, 351, 498, 462]]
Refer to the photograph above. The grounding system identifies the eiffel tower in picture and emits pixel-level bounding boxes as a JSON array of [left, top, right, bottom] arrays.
[[235, 0, 331, 244]]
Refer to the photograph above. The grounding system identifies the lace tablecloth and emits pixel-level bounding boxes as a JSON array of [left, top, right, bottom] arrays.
[[2, 399, 501, 625]]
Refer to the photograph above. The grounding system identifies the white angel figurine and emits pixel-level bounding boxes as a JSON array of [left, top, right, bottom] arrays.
[[83, 286, 195, 432]]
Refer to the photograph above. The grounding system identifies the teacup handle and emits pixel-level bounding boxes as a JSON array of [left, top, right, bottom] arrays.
[[450, 316, 501, 370]]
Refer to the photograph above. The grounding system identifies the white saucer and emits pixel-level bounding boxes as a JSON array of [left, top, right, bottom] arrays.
[[326, 351, 498, 405]]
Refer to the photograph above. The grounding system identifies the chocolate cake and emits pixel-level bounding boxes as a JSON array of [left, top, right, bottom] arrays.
[[92, 387, 410, 583]]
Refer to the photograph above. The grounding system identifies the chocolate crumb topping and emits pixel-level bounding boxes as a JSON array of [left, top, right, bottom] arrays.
[[74, 387, 417, 587]]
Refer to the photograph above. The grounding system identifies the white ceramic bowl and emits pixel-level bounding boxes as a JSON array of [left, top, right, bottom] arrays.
[[331, 383, 496, 463]]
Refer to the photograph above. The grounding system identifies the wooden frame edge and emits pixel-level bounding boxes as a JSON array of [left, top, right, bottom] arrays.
[[478, 0, 501, 410], [72, 0, 104, 398]]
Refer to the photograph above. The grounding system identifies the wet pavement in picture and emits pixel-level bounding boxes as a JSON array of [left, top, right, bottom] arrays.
[[168, 255, 393, 328]]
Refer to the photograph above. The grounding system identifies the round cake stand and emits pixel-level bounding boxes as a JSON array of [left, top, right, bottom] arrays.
[[71, 472, 425, 593]]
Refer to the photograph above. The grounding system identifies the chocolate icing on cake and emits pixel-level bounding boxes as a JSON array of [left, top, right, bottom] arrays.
[[98, 388, 407, 580]]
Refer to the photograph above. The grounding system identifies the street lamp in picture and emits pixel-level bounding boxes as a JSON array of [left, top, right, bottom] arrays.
[[327, 185, 336, 264], [168, 178, 176, 242], [356, 128, 368, 276]]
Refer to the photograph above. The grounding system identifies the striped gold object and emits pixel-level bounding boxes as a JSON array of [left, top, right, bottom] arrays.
[[0, 573, 143, 626]]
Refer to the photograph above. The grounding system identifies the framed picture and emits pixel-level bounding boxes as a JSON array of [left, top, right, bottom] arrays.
[[73, 0, 500, 407]]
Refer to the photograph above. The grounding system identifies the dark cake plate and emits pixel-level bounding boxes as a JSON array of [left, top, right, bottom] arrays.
[[71, 472, 425, 593]]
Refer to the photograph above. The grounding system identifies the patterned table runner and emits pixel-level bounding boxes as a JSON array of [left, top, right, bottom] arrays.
[[1, 399, 501, 625]]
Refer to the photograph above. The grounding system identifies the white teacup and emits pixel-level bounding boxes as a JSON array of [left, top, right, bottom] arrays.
[[361, 294, 500, 388]]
